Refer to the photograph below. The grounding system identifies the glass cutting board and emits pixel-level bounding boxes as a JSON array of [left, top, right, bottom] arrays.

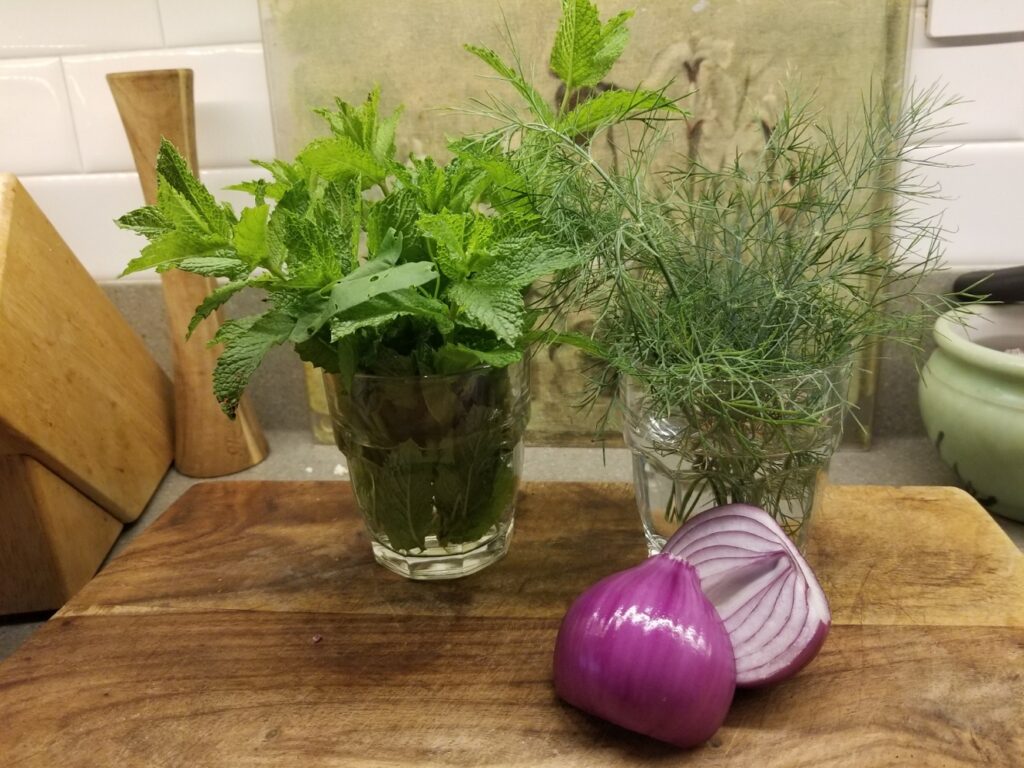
[[258, 0, 913, 447]]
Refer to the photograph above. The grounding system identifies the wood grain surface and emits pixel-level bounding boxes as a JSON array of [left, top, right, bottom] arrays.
[[108, 69, 268, 478], [0, 455, 121, 614], [0, 173, 173, 522], [0, 482, 1021, 766]]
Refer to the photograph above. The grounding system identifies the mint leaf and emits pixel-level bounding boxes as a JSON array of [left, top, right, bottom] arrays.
[[315, 86, 402, 169], [465, 215, 497, 274], [367, 187, 420, 257], [328, 302, 409, 341], [475, 237, 583, 288], [294, 334, 342, 374], [432, 406, 519, 544], [292, 260, 440, 342], [298, 135, 388, 186], [451, 138, 536, 216], [354, 440, 435, 551], [274, 205, 345, 288], [122, 232, 223, 275], [266, 209, 289, 276], [302, 87, 403, 190], [234, 204, 269, 266], [442, 158, 491, 214], [465, 44, 554, 122], [447, 281, 525, 346], [559, 88, 679, 134], [330, 289, 454, 341], [437, 456, 516, 544], [361, 228, 403, 269], [550, 0, 632, 94], [212, 312, 295, 417], [177, 255, 250, 279], [418, 211, 469, 279], [155, 139, 231, 238], [410, 156, 447, 212], [229, 159, 300, 201], [433, 343, 522, 374], [371, 99, 402, 167], [336, 179, 362, 273], [409, 156, 489, 214], [253, 158, 302, 185], [120, 141, 237, 277], [226, 178, 269, 202], [157, 182, 227, 242], [116, 206, 171, 238], [187, 279, 250, 338]]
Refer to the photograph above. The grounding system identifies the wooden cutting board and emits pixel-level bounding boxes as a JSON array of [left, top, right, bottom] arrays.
[[0, 482, 1020, 766]]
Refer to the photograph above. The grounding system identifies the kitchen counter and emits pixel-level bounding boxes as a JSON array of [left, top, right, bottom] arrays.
[[2, 433, 1022, 661]]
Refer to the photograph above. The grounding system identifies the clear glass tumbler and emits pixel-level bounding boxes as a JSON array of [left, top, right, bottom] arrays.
[[621, 367, 847, 554], [324, 361, 530, 580]]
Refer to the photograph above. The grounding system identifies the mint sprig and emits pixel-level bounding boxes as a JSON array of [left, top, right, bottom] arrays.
[[117, 0, 667, 419], [550, 0, 633, 99], [117, 96, 571, 417]]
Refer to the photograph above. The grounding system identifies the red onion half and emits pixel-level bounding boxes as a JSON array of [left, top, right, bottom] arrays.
[[663, 504, 831, 687], [553, 556, 736, 748]]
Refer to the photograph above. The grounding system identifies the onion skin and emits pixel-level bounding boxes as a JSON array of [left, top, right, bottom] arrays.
[[553, 556, 736, 749]]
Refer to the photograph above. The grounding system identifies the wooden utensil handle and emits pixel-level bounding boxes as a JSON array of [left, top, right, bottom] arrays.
[[108, 69, 268, 478]]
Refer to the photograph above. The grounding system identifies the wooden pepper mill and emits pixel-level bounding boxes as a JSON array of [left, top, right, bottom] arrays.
[[108, 69, 269, 477]]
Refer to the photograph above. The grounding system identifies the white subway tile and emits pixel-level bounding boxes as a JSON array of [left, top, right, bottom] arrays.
[[19, 166, 273, 281], [909, 8, 1024, 141], [20, 173, 147, 281], [907, 142, 1024, 269], [158, 0, 262, 47], [63, 44, 275, 173], [0, 0, 162, 58], [0, 58, 80, 174], [927, 0, 1024, 38]]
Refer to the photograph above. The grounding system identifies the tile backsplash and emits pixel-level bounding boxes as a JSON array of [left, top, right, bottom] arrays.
[[0, 0, 164, 58], [157, 0, 262, 48], [907, 7, 1024, 141], [63, 44, 273, 173], [0, 0, 1022, 279], [908, 142, 1024, 269], [927, 0, 1024, 39], [0, 58, 80, 175], [20, 167, 271, 280], [0, 0, 270, 280]]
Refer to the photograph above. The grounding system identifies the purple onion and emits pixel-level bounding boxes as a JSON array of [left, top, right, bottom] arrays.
[[663, 504, 831, 687], [553, 555, 736, 748]]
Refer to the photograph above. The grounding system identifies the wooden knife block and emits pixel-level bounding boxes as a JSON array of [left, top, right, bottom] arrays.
[[0, 456, 122, 614], [0, 174, 174, 614]]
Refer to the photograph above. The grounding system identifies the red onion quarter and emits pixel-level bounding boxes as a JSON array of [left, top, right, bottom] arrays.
[[553, 556, 736, 748], [664, 504, 831, 687]]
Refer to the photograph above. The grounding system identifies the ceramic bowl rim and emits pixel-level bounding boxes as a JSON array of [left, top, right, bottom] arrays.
[[933, 305, 1024, 378]]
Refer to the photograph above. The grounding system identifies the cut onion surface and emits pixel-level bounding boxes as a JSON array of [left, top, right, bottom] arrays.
[[662, 504, 831, 687]]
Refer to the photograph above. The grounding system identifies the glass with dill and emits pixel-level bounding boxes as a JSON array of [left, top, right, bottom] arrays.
[[621, 365, 848, 554]]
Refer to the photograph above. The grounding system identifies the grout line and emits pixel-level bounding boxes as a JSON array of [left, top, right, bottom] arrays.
[[59, 41, 261, 63], [56, 57, 86, 174], [154, 0, 167, 48]]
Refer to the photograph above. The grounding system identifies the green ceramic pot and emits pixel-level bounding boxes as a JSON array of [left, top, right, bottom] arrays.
[[919, 305, 1024, 521]]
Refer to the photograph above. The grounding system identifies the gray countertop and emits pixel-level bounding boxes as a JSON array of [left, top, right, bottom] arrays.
[[2, 433, 1022, 661]]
